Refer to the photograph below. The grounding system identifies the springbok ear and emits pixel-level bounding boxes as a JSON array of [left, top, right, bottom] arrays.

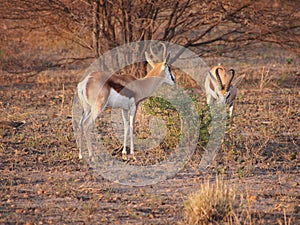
[[232, 74, 245, 87], [207, 72, 219, 98], [145, 52, 155, 68], [209, 72, 219, 89]]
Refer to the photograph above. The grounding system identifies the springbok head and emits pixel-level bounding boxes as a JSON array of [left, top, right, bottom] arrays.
[[209, 65, 235, 104], [145, 43, 175, 86]]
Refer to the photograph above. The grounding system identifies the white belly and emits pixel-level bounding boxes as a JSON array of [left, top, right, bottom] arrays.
[[107, 89, 135, 110]]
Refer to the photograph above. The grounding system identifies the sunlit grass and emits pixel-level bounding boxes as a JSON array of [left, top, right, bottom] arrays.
[[184, 178, 238, 225]]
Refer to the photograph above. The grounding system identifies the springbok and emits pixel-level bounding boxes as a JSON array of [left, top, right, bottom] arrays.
[[77, 43, 176, 161], [205, 65, 245, 117]]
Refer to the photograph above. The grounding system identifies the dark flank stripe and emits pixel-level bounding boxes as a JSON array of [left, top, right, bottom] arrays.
[[107, 75, 136, 98]]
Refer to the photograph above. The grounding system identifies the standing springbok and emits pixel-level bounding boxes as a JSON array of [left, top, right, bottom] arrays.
[[205, 65, 245, 117], [77, 43, 176, 161]]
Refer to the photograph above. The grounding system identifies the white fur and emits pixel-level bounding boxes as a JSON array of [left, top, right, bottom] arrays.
[[108, 89, 135, 110]]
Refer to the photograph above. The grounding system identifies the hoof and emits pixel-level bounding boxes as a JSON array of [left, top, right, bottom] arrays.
[[131, 154, 136, 161], [122, 153, 127, 161], [88, 154, 96, 163]]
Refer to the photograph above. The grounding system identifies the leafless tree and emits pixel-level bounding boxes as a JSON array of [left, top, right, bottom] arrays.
[[0, 0, 299, 74]]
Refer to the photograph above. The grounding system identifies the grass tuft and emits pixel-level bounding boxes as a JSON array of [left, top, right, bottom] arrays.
[[184, 178, 237, 225]]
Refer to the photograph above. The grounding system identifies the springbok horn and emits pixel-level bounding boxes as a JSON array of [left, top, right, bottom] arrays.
[[161, 43, 166, 62], [215, 67, 224, 90], [150, 43, 167, 62], [166, 52, 170, 63], [149, 43, 160, 62], [225, 69, 235, 91]]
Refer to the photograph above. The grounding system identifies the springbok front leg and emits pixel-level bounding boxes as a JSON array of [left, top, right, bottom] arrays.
[[229, 100, 235, 119], [121, 104, 137, 160], [129, 104, 137, 159], [121, 109, 129, 160]]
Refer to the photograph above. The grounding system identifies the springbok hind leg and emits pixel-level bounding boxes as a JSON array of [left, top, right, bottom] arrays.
[[78, 108, 90, 159], [229, 102, 234, 119], [82, 112, 96, 162], [81, 102, 106, 162]]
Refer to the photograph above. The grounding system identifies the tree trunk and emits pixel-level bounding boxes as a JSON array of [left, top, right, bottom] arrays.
[[92, 0, 100, 58]]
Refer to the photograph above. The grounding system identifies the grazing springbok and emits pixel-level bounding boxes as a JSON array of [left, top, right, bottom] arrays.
[[77, 43, 176, 161], [205, 65, 245, 117]]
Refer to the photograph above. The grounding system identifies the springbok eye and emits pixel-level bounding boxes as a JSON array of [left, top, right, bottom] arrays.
[[164, 63, 169, 70]]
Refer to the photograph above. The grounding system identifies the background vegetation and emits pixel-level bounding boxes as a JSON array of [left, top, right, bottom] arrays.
[[0, 0, 299, 224], [1, 0, 299, 74]]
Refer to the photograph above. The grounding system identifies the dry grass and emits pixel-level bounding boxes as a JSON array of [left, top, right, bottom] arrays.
[[0, 42, 299, 224], [184, 177, 237, 225]]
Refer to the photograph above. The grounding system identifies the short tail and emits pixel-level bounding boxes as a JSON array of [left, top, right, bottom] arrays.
[[77, 78, 88, 108]]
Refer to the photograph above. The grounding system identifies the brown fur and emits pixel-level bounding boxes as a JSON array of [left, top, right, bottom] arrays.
[[210, 65, 234, 96], [85, 64, 166, 106], [107, 74, 137, 98]]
